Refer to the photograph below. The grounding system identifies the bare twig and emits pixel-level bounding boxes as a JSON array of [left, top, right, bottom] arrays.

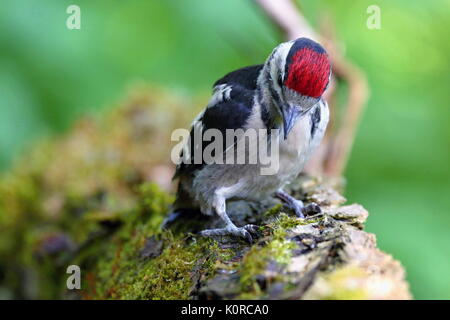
[[254, 0, 317, 40], [254, 0, 369, 177]]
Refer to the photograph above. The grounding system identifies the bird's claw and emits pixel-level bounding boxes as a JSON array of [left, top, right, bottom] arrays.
[[243, 224, 259, 234], [199, 224, 259, 244], [241, 224, 259, 243], [301, 202, 322, 216], [240, 229, 253, 244], [286, 200, 321, 218]]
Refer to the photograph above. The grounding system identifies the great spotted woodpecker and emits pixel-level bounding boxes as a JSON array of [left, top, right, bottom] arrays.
[[170, 38, 331, 242]]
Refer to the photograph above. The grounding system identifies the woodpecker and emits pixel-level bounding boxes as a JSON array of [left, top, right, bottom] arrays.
[[170, 37, 331, 242]]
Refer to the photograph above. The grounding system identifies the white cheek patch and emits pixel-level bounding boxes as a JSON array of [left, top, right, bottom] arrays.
[[277, 41, 294, 81], [269, 41, 294, 96]]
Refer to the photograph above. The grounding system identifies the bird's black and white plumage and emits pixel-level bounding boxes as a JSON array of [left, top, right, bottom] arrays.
[[171, 38, 331, 242]]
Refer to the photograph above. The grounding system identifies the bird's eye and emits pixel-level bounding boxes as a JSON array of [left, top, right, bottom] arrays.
[[277, 74, 283, 87]]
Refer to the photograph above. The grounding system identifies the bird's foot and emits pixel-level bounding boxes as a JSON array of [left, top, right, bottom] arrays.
[[301, 202, 322, 217], [284, 200, 322, 218], [276, 190, 321, 218], [199, 224, 259, 243]]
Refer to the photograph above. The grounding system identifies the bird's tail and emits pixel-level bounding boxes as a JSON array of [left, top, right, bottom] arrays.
[[161, 181, 201, 230]]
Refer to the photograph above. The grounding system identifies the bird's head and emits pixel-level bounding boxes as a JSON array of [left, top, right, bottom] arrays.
[[260, 37, 331, 139]]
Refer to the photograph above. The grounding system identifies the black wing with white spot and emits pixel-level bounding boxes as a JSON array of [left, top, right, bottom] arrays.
[[174, 64, 264, 178]]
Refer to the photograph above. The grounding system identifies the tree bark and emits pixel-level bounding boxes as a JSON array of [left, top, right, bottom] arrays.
[[167, 175, 411, 300]]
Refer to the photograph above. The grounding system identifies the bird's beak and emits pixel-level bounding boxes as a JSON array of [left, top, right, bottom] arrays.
[[282, 104, 301, 140]]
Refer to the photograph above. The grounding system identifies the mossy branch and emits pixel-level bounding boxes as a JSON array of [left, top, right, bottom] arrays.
[[0, 88, 408, 300]]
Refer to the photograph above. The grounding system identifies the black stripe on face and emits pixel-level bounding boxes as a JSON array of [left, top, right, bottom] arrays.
[[259, 86, 275, 130], [310, 104, 321, 137], [266, 69, 282, 108]]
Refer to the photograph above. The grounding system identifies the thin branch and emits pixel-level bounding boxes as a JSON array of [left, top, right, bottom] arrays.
[[254, 0, 317, 40]]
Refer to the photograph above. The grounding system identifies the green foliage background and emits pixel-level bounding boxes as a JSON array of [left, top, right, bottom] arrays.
[[0, 0, 449, 299]]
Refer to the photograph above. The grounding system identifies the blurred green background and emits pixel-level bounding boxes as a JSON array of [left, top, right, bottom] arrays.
[[0, 0, 449, 299]]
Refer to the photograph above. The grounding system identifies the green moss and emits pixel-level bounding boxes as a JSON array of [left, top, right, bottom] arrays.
[[235, 210, 327, 298], [239, 228, 297, 296], [271, 212, 304, 230], [83, 182, 235, 299], [135, 182, 173, 229], [267, 212, 324, 234], [317, 266, 370, 300], [0, 88, 205, 299], [263, 204, 282, 218], [87, 231, 234, 299]]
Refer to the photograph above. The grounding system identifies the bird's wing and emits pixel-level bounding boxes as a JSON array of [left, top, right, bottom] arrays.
[[213, 64, 263, 90], [174, 65, 264, 178]]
